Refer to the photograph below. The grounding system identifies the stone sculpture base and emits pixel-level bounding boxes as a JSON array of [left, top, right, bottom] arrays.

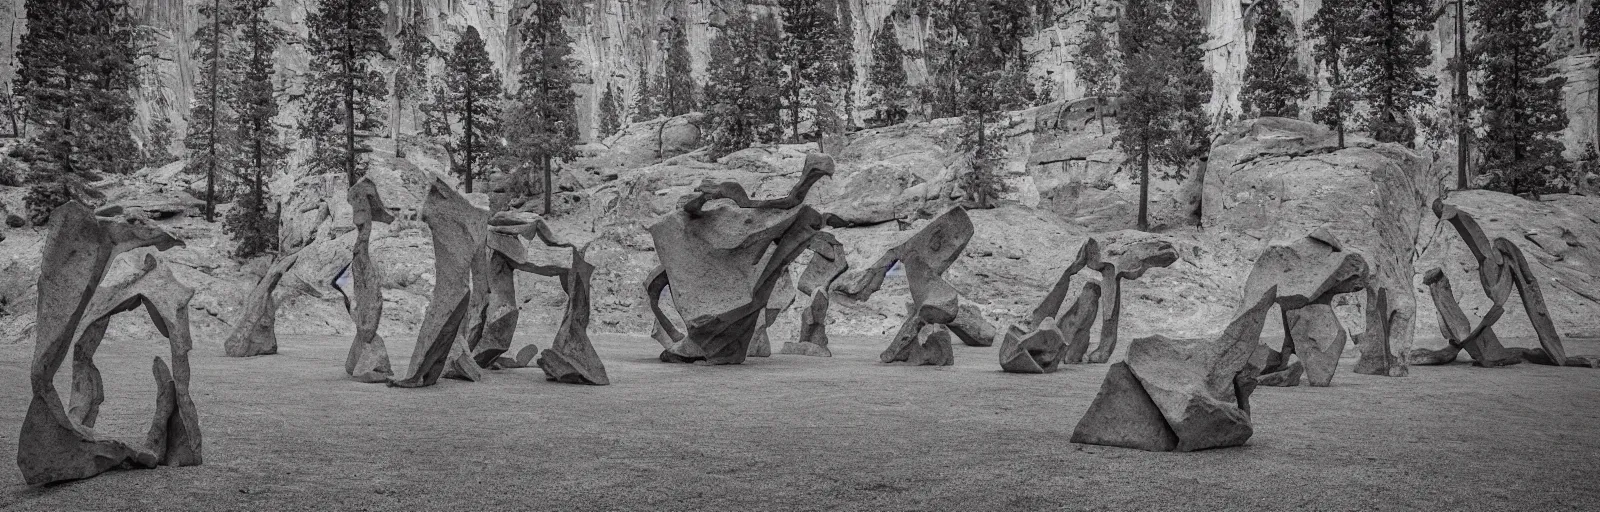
[[881, 324, 955, 366]]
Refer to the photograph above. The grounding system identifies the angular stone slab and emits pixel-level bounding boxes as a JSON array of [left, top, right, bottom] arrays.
[[998, 321, 1067, 373], [1257, 359, 1304, 387], [1284, 303, 1345, 386], [782, 290, 834, 357], [537, 246, 610, 385], [1087, 239, 1179, 363], [947, 302, 997, 347], [1020, 239, 1099, 331], [1436, 201, 1568, 366], [1354, 286, 1408, 377], [343, 177, 395, 383], [748, 270, 795, 358], [390, 179, 490, 388], [1493, 238, 1565, 364], [224, 252, 299, 357], [1409, 268, 1521, 367], [19, 203, 196, 486], [1058, 282, 1102, 364], [1071, 362, 1180, 452], [882, 324, 955, 366]]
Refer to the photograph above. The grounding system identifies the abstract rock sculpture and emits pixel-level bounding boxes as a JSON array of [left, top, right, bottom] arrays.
[[391, 178, 490, 387], [1071, 286, 1276, 452], [830, 206, 986, 362], [782, 232, 849, 357], [343, 177, 395, 382], [999, 282, 1101, 372], [473, 210, 573, 367], [1407, 269, 1523, 367], [1085, 240, 1179, 363], [224, 252, 299, 357], [647, 153, 833, 364], [1354, 286, 1407, 376], [1242, 229, 1372, 385], [882, 323, 956, 366], [534, 245, 610, 385], [19, 203, 200, 485], [1426, 200, 1571, 365]]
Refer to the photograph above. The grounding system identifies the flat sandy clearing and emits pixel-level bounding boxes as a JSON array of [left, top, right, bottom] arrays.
[[2, 332, 1598, 511]]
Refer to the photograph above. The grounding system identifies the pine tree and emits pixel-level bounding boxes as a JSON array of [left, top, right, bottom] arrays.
[[705, 12, 785, 158], [439, 26, 503, 194], [867, 19, 909, 128], [1118, 0, 1213, 231], [1075, 11, 1120, 135], [15, 0, 141, 223], [1308, 0, 1361, 147], [660, 17, 698, 117], [779, 0, 852, 140], [1582, 0, 1600, 149], [393, 8, 437, 158], [226, 0, 287, 258], [502, 0, 579, 214], [635, 69, 659, 120], [598, 82, 623, 138], [1473, 0, 1568, 196], [1241, 0, 1312, 118], [303, 0, 390, 186], [184, 0, 236, 222], [1349, 0, 1436, 146]]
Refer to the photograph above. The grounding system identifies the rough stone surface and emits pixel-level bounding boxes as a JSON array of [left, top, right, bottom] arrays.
[[998, 321, 1067, 373], [1070, 362, 1179, 452], [1409, 268, 1523, 367], [19, 203, 198, 486], [1354, 287, 1409, 377], [783, 289, 834, 357], [390, 179, 490, 388], [1431, 200, 1569, 366], [1087, 239, 1179, 362], [536, 246, 610, 385], [882, 323, 955, 366], [1057, 282, 1102, 364], [1242, 230, 1369, 384], [747, 271, 795, 358], [649, 154, 832, 365], [224, 253, 299, 357], [1284, 303, 1346, 387], [342, 177, 396, 383], [836, 206, 974, 360], [475, 211, 574, 367]]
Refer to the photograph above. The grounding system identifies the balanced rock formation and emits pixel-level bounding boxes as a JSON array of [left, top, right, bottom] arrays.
[[223, 253, 299, 357], [341, 177, 396, 382], [390, 179, 491, 388], [882, 324, 956, 366], [1417, 200, 1576, 366], [475, 210, 574, 367], [747, 271, 796, 357], [534, 245, 610, 385], [19, 203, 200, 486], [1244, 229, 1372, 385], [647, 153, 832, 365], [1408, 269, 1523, 367], [1071, 286, 1276, 452], [781, 232, 849, 357], [1085, 239, 1178, 363], [830, 206, 984, 363], [999, 282, 1101, 373]]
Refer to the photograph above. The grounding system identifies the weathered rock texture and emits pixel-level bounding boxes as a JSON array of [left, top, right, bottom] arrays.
[[390, 179, 490, 388], [1086, 239, 1179, 363], [1000, 282, 1100, 373], [19, 202, 199, 486], [1409, 268, 1522, 367], [477, 210, 574, 367], [1243, 229, 1369, 385], [782, 232, 849, 357], [223, 252, 299, 357], [342, 177, 396, 383], [1071, 287, 1275, 452], [535, 245, 610, 385], [648, 153, 832, 364]]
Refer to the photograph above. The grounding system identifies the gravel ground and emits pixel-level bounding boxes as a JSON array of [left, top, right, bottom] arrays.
[[2, 330, 1598, 511]]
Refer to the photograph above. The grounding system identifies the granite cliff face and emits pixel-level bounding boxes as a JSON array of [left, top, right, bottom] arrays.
[[2, 0, 1596, 157]]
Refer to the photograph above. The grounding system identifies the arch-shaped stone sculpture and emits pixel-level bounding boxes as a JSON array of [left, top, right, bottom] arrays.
[[19, 202, 199, 485], [224, 252, 299, 357], [342, 177, 396, 382], [1000, 281, 1101, 373], [1411, 200, 1580, 366], [390, 178, 491, 388], [1071, 286, 1277, 452], [831, 206, 990, 364], [1408, 268, 1521, 367], [747, 270, 796, 358], [1085, 239, 1178, 363], [474, 210, 574, 367], [1243, 229, 1375, 385], [533, 245, 609, 384], [646, 153, 833, 365], [781, 232, 850, 357]]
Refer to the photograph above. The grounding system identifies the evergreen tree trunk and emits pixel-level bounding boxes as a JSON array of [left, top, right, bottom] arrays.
[[1333, 54, 1345, 148], [343, 0, 356, 187], [1455, 0, 1468, 190], [395, 82, 403, 157], [464, 82, 474, 193], [542, 154, 552, 214], [1096, 96, 1106, 135], [1138, 139, 1150, 232], [205, 0, 219, 222]]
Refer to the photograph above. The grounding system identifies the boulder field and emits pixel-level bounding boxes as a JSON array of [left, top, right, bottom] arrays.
[[1, 113, 1595, 357]]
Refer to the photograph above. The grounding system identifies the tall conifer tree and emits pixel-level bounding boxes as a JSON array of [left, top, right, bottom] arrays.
[[867, 19, 909, 128], [1118, 0, 1213, 231], [1241, 0, 1311, 118], [705, 12, 785, 158], [303, 0, 389, 186], [1349, 0, 1436, 146], [439, 26, 503, 194], [502, 0, 579, 214], [226, 0, 287, 258], [1075, 11, 1119, 135], [184, 0, 235, 222], [1473, 0, 1568, 196], [599, 82, 623, 138], [1309, 0, 1361, 147], [659, 17, 697, 117], [393, 8, 437, 158]]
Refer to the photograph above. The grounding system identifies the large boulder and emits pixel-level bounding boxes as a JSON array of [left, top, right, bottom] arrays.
[[1203, 117, 1445, 362]]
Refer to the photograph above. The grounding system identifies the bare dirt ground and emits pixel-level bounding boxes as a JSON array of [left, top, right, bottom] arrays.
[[2, 331, 1599, 511]]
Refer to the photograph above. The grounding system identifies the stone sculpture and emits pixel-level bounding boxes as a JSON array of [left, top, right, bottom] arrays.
[[828, 206, 990, 363], [647, 153, 833, 365], [1085, 240, 1178, 363], [343, 177, 395, 382], [782, 232, 849, 357], [534, 245, 610, 385], [999, 282, 1101, 373], [1408, 269, 1523, 367], [1412, 200, 1576, 366], [1071, 286, 1276, 452], [390, 179, 491, 388], [19, 202, 201, 485], [474, 210, 574, 367], [747, 271, 796, 357], [1244, 229, 1374, 385], [224, 252, 299, 357]]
